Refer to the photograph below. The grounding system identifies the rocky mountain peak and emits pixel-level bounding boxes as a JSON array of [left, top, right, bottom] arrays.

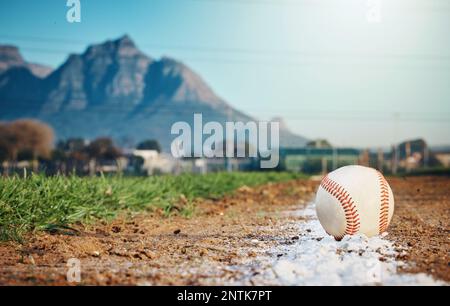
[[0, 45, 52, 78], [0, 36, 308, 149], [84, 35, 144, 59], [0, 45, 24, 64]]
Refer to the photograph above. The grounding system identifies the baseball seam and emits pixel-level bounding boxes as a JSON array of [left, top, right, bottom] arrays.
[[377, 171, 390, 234], [320, 175, 360, 239]]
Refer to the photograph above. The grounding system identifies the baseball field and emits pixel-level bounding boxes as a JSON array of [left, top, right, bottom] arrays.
[[0, 173, 448, 285]]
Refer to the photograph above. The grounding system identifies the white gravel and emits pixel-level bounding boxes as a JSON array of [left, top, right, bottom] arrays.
[[265, 204, 446, 286]]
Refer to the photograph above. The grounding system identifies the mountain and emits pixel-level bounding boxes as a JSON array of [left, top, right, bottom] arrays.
[[0, 35, 308, 150], [0, 45, 53, 78]]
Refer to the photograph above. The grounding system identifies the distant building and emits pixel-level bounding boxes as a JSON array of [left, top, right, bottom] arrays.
[[433, 147, 450, 168], [98, 157, 128, 173], [127, 150, 176, 175], [279, 147, 361, 174], [306, 139, 332, 149], [179, 157, 257, 173], [367, 139, 445, 173], [132, 149, 159, 174]]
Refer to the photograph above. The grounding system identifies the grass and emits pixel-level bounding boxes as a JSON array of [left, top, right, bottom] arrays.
[[0, 172, 305, 242]]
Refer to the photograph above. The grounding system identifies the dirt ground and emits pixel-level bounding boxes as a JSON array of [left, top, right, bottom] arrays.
[[0, 176, 448, 285], [386, 176, 450, 282]]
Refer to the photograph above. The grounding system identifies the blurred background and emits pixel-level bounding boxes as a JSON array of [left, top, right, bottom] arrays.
[[0, 0, 449, 176]]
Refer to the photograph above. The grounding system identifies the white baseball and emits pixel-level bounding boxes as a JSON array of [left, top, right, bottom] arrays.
[[315, 165, 395, 239]]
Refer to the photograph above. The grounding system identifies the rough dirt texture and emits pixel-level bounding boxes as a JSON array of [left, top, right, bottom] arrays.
[[0, 176, 448, 285], [386, 176, 450, 282]]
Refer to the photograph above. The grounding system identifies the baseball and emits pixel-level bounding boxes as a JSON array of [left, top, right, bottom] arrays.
[[315, 165, 395, 240]]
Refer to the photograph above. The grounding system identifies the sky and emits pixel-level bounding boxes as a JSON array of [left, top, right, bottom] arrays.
[[0, 0, 449, 148]]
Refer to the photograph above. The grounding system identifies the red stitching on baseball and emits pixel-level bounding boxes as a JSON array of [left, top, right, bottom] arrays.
[[320, 175, 360, 238], [377, 171, 390, 234]]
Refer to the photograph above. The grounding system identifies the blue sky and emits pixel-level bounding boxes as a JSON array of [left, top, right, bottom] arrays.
[[0, 0, 449, 147]]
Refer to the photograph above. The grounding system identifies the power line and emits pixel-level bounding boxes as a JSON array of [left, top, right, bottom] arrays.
[[2, 96, 448, 116], [1, 92, 449, 120], [188, 0, 307, 5], [1, 34, 450, 63], [186, 0, 450, 11], [2, 46, 449, 72], [2, 104, 449, 122]]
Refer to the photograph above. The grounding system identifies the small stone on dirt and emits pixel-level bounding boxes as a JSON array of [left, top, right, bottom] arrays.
[[111, 226, 121, 233], [247, 251, 257, 257], [141, 250, 155, 259], [179, 194, 188, 204], [237, 185, 253, 193], [26, 255, 36, 265]]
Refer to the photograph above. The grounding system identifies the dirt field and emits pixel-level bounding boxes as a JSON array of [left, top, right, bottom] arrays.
[[0, 176, 448, 285], [386, 176, 449, 281]]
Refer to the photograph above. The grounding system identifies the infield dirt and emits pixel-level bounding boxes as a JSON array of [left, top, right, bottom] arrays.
[[0, 176, 448, 285]]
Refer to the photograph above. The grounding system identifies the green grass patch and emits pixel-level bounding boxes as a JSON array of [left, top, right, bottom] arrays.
[[0, 172, 305, 242]]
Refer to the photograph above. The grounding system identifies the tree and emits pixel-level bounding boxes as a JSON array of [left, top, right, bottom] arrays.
[[9, 120, 54, 172], [86, 138, 121, 160], [52, 138, 88, 175], [9, 120, 54, 158], [58, 138, 86, 152], [0, 120, 54, 174], [0, 123, 19, 161], [136, 140, 161, 153], [85, 137, 122, 175]]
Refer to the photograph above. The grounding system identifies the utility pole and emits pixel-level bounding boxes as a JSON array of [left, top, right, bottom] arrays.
[[226, 106, 233, 172], [174, 139, 183, 175], [405, 141, 411, 173], [391, 112, 399, 175], [424, 143, 429, 169], [332, 147, 338, 170], [321, 157, 327, 176], [377, 148, 384, 172], [391, 144, 398, 175], [359, 149, 369, 167]]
